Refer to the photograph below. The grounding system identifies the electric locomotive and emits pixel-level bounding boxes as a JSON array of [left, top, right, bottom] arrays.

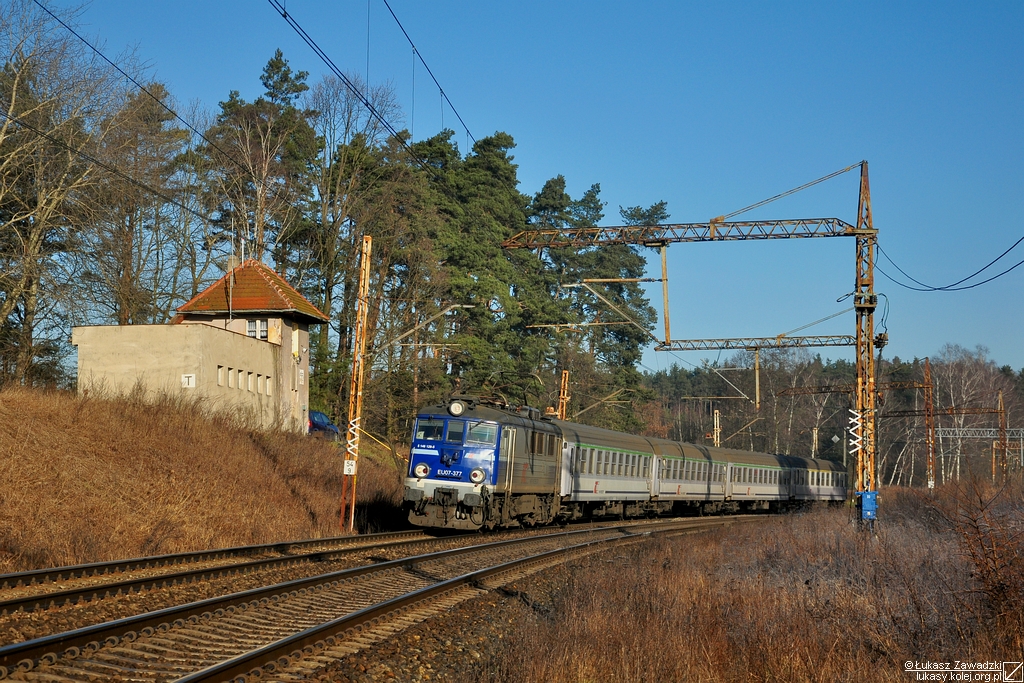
[[403, 396, 849, 531]]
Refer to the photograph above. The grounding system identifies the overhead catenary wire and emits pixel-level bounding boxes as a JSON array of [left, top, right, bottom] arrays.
[[268, 0, 525, 208], [268, 0, 441, 181], [381, 0, 476, 145]]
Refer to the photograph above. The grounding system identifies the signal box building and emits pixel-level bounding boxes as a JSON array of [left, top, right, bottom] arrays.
[[73, 259, 329, 432]]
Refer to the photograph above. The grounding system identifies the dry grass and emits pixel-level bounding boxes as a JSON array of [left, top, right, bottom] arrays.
[[488, 482, 1024, 682], [0, 386, 406, 572]]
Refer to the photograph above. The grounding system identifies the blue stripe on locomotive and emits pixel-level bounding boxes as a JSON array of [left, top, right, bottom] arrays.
[[408, 415, 500, 485]]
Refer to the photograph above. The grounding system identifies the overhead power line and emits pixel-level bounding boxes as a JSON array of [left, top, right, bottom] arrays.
[[877, 240, 1024, 292], [0, 110, 214, 225], [380, 0, 476, 145]]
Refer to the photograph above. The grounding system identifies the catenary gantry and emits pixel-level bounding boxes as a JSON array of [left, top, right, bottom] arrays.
[[503, 162, 883, 503]]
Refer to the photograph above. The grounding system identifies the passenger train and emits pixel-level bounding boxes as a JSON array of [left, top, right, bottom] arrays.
[[403, 396, 849, 531]]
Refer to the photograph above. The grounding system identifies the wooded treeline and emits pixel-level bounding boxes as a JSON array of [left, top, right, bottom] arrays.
[[3, 2, 1022, 483], [642, 344, 1024, 485]]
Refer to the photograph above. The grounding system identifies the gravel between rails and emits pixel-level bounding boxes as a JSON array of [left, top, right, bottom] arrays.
[[296, 535, 642, 682]]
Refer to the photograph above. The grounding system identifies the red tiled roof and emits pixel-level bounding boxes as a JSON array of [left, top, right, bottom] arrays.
[[177, 259, 329, 323]]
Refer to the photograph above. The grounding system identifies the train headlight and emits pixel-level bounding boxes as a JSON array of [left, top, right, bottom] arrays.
[[413, 463, 430, 479], [469, 468, 486, 484], [448, 400, 467, 416]]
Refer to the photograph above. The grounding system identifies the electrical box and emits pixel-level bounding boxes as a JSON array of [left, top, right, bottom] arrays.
[[857, 490, 878, 520]]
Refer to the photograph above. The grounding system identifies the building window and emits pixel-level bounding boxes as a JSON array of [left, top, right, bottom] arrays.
[[247, 372, 253, 391], [257, 374, 263, 393], [228, 367, 234, 388], [247, 319, 268, 340], [238, 369, 244, 389], [266, 376, 272, 396], [218, 366, 225, 386]]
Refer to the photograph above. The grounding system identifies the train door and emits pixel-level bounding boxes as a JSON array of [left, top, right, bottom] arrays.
[[499, 426, 516, 494], [650, 455, 661, 497], [724, 463, 733, 500], [560, 439, 572, 497]]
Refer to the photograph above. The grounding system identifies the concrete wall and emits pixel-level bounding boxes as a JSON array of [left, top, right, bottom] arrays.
[[175, 315, 312, 431], [72, 324, 306, 431]]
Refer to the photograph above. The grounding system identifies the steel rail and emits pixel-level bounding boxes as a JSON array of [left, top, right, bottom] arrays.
[[0, 531, 451, 615], [0, 518, 710, 674], [176, 517, 750, 682], [0, 529, 434, 590]]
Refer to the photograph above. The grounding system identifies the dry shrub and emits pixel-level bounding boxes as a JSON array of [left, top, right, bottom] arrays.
[[0, 386, 407, 572], [925, 474, 1024, 653], [489, 505, 1016, 682]]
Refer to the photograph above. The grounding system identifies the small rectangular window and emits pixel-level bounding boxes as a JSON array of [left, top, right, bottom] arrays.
[[445, 420, 465, 443], [617, 453, 624, 476], [247, 320, 257, 338], [238, 369, 244, 389], [247, 372, 253, 391], [587, 449, 594, 475], [257, 374, 263, 393], [266, 376, 272, 396], [258, 319, 268, 340], [218, 365, 225, 386], [228, 367, 234, 388], [596, 450, 604, 475]]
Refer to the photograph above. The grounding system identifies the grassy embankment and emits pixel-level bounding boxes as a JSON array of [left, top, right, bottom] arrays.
[[0, 386, 406, 573], [488, 481, 1024, 682]]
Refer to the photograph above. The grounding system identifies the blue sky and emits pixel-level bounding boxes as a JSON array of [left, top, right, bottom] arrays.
[[68, 1, 1024, 372]]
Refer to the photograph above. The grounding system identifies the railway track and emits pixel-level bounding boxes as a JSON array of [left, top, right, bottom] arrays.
[[0, 530, 451, 617], [0, 530, 439, 607], [0, 516, 764, 681]]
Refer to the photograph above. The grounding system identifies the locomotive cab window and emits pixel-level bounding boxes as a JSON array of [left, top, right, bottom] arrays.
[[446, 420, 465, 443], [466, 421, 497, 446], [416, 419, 445, 441]]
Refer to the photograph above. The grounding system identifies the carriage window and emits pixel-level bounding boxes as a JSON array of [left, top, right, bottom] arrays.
[[631, 454, 638, 477], [617, 453, 624, 476], [416, 419, 445, 441], [466, 421, 497, 446], [642, 456, 649, 478], [445, 420, 465, 443], [576, 447, 586, 471]]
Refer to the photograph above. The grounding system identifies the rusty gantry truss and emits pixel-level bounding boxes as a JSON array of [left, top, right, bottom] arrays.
[[503, 162, 883, 498]]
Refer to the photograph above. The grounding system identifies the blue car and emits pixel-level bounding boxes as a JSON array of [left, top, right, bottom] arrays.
[[308, 410, 341, 440]]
